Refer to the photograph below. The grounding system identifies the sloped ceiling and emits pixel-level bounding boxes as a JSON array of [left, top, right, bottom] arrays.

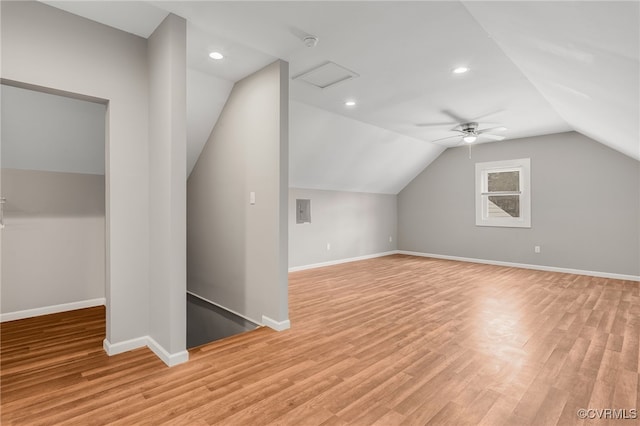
[[31, 2, 640, 193], [291, 100, 444, 194], [463, 1, 640, 160], [42, 0, 168, 38], [186, 69, 233, 173]]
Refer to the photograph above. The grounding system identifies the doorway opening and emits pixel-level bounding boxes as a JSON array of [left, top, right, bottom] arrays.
[[0, 82, 107, 323]]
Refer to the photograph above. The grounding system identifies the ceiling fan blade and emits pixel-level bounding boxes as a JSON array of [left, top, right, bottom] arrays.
[[416, 121, 458, 127], [475, 122, 502, 127], [431, 137, 463, 148], [471, 109, 505, 122], [441, 109, 469, 124], [477, 126, 507, 134], [478, 133, 505, 141], [433, 140, 463, 148], [431, 135, 462, 143]]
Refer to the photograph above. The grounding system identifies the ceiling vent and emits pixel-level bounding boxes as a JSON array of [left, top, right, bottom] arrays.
[[293, 61, 359, 90]]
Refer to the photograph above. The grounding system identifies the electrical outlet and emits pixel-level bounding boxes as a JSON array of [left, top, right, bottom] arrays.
[[327, 243, 331, 251], [389, 236, 393, 243], [534, 245, 541, 253]]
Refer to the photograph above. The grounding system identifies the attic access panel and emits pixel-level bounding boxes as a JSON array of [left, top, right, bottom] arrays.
[[293, 62, 360, 90]]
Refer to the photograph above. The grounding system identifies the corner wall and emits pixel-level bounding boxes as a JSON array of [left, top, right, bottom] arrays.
[[1, 1, 150, 343], [187, 60, 289, 327], [289, 188, 397, 269], [147, 14, 188, 364], [398, 131, 640, 277]]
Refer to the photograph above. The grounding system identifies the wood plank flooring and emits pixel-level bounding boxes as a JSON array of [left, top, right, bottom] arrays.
[[1, 254, 639, 425]]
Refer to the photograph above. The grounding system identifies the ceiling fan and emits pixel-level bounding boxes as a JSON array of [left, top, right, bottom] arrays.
[[430, 122, 507, 147]]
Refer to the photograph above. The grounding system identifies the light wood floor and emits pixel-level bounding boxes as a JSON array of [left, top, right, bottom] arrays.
[[1, 254, 639, 425]]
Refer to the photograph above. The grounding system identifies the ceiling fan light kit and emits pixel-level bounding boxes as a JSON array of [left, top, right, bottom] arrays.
[[430, 120, 507, 147]]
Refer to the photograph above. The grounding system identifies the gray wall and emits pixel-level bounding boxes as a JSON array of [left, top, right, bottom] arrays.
[[398, 131, 640, 276], [2, 1, 150, 343], [187, 60, 289, 325], [1, 84, 106, 174], [147, 14, 187, 356], [1, 169, 105, 312], [289, 188, 397, 269], [1, 82, 107, 316], [2, 3, 194, 363]]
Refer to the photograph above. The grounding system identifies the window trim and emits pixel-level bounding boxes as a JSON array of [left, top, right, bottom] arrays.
[[475, 158, 531, 228]]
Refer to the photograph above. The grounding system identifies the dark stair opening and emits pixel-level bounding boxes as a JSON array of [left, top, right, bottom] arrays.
[[186, 293, 258, 349]]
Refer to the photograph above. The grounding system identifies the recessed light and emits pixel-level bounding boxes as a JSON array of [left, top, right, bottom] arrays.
[[209, 52, 224, 60], [344, 100, 356, 107], [452, 66, 469, 74]]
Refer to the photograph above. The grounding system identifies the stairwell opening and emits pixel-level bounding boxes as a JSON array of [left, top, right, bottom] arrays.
[[186, 293, 258, 349]]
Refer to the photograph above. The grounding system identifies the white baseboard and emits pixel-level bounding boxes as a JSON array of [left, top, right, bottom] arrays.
[[288, 251, 399, 272], [0, 297, 106, 322], [262, 315, 291, 331], [104, 336, 188, 367], [3, 298, 188, 368], [103, 336, 148, 356], [398, 250, 640, 282], [146, 336, 189, 367]]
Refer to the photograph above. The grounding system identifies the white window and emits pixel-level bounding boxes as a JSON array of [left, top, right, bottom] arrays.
[[475, 158, 531, 228]]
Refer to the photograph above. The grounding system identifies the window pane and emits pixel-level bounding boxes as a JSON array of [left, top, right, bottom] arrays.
[[476, 158, 530, 228], [488, 195, 520, 218], [488, 171, 519, 192]]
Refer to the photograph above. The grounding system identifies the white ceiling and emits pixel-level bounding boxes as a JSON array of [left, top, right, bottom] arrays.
[[464, 1, 640, 161], [186, 68, 233, 174], [291, 100, 444, 194], [37, 1, 640, 193]]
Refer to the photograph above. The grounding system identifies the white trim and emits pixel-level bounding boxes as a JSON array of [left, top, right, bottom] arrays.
[[103, 336, 147, 356], [398, 250, 640, 282], [2, 298, 189, 367], [475, 158, 531, 228], [187, 291, 261, 326], [146, 336, 189, 367], [262, 315, 291, 331], [288, 251, 398, 272], [103, 336, 188, 367], [0, 297, 106, 322]]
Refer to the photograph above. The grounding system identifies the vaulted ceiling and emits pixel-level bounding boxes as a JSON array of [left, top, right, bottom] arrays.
[[40, 1, 640, 194]]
